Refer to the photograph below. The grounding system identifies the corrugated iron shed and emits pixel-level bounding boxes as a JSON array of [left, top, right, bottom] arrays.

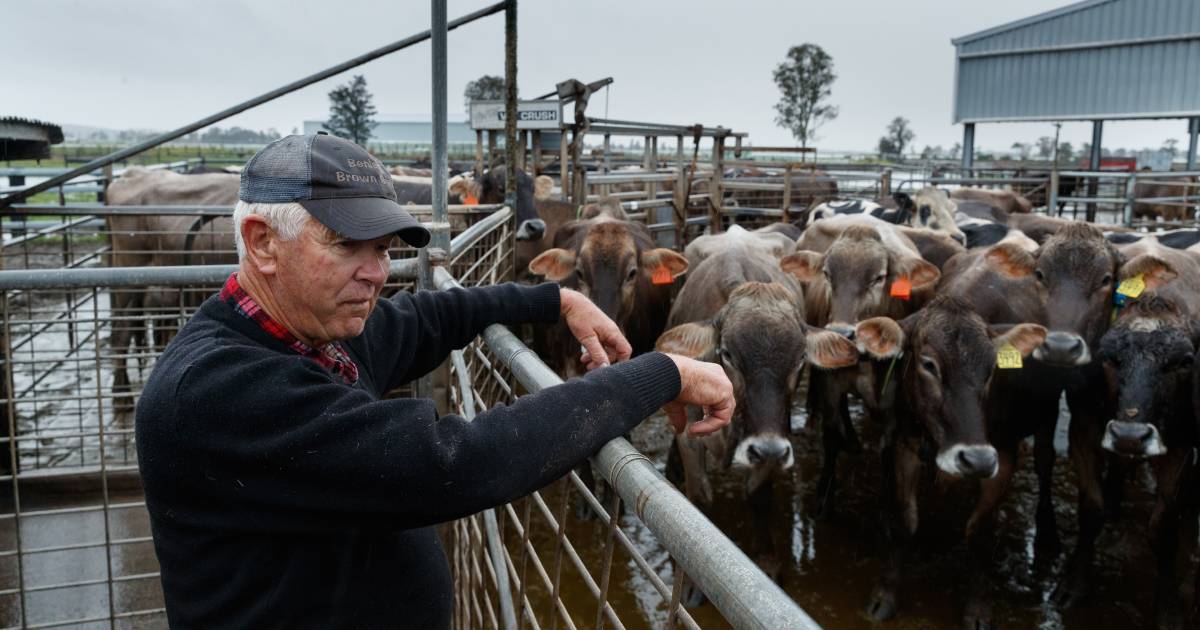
[[952, 0, 1200, 123], [0, 117, 64, 161]]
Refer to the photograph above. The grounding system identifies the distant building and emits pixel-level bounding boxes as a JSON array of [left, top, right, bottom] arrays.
[[303, 114, 476, 144]]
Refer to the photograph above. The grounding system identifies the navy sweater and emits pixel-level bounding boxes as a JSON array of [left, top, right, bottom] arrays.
[[135, 282, 680, 629]]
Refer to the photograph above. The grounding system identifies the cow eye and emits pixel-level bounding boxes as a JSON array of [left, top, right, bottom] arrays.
[[1034, 269, 1045, 283], [719, 348, 733, 365], [625, 267, 638, 282], [874, 274, 887, 285], [919, 356, 939, 377], [1100, 274, 1113, 287], [575, 268, 585, 282]]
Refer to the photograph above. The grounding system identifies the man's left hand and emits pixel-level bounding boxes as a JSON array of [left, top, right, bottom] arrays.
[[559, 288, 632, 371]]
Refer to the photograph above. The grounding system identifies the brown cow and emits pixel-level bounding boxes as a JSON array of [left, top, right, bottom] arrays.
[[105, 167, 239, 409], [951, 187, 1033, 215], [1133, 170, 1199, 223], [657, 233, 898, 602], [527, 212, 687, 376], [1082, 241, 1200, 627], [780, 219, 940, 514], [865, 295, 1046, 625]]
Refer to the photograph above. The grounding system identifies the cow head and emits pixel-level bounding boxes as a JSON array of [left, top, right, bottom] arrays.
[[528, 219, 687, 326], [780, 225, 939, 332], [469, 169, 550, 241], [1098, 296, 1195, 458], [984, 223, 1121, 366], [657, 283, 898, 492], [912, 187, 966, 244], [899, 296, 1047, 478]]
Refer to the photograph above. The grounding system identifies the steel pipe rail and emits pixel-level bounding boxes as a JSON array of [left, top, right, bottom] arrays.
[[4, 203, 506, 217], [432, 265, 819, 629], [0, 2, 508, 207], [586, 172, 678, 184]]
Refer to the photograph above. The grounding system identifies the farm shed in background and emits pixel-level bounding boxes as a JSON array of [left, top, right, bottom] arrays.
[[952, 0, 1200, 171]]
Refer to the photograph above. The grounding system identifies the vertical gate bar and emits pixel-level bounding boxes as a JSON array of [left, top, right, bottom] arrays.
[[664, 568, 687, 630], [548, 479, 572, 630], [93, 287, 117, 628], [601, 134, 611, 197], [781, 163, 793, 222], [476, 130, 485, 175], [1124, 172, 1138, 228], [503, 0, 518, 215], [1048, 170, 1060, 217], [531, 131, 542, 175], [515, 497, 533, 629], [430, 0, 451, 255], [2, 289, 27, 629], [488, 131, 498, 169], [709, 133, 725, 233], [559, 131, 569, 203], [592, 489, 621, 630], [673, 135, 685, 248]]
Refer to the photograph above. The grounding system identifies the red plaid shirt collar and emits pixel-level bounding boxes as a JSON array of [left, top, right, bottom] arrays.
[[220, 273, 359, 385]]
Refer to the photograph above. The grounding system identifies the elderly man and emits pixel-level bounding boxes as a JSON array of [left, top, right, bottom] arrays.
[[135, 133, 733, 629]]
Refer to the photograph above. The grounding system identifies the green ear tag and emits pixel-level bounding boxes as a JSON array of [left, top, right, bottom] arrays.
[[996, 343, 1023, 369]]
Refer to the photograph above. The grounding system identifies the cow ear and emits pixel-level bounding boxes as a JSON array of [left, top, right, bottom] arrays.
[[1122, 253, 1178, 290], [991, 323, 1047, 357], [854, 317, 904, 359], [528, 248, 576, 281], [984, 242, 1036, 279], [805, 327, 860, 369], [656, 322, 717, 360], [897, 257, 940, 290], [642, 248, 689, 279], [448, 176, 471, 200], [534, 175, 554, 200], [780, 251, 824, 282]]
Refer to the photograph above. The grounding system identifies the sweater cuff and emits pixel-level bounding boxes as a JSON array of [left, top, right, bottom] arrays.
[[605, 352, 681, 420], [522, 282, 561, 324]]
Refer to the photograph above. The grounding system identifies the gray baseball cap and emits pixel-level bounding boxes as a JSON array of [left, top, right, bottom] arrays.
[[239, 133, 431, 247]]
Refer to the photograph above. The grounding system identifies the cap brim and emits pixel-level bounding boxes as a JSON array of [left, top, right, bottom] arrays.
[[299, 196, 431, 248]]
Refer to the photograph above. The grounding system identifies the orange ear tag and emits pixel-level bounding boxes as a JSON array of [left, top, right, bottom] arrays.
[[651, 265, 674, 285], [462, 194, 479, 206], [890, 277, 912, 300]]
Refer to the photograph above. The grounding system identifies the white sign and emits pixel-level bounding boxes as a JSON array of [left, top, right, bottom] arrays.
[[469, 100, 563, 130]]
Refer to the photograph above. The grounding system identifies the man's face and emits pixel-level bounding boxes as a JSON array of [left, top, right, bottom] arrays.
[[273, 220, 393, 346]]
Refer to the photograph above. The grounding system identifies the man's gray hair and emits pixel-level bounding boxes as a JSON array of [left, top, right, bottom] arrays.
[[232, 200, 313, 260]]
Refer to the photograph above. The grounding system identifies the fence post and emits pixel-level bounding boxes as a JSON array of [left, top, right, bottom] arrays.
[[1123, 172, 1137, 228], [709, 132, 725, 234], [880, 168, 892, 197], [781, 163, 793, 222], [559, 130, 570, 202], [474, 129, 484, 174], [1048, 170, 1060, 216], [673, 135, 686, 248], [601, 134, 611, 197]]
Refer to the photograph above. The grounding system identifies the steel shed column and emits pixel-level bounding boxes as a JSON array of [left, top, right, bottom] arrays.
[[430, 0, 450, 254], [1087, 120, 1103, 222], [1188, 117, 1199, 171], [962, 123, 975, 171]]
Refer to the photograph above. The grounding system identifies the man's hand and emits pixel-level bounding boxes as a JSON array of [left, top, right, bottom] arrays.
[[559, 288, 632, 371], [662, 353, 735, 437]]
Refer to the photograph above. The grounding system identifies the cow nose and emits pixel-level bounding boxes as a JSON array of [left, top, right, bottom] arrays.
[[747, 439, 792, 466], [952, 233, 966, 245], [955, 446, 998, 478], [1039, 331, 1088, 366], [1107, 420, 1154, 445], [515, 218, 546, 241], [1124, 407, 1140, 419], [827, 323, 855, 340]]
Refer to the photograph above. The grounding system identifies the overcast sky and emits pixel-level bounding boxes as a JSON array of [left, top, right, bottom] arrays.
[[6, 0, 1193, 153]]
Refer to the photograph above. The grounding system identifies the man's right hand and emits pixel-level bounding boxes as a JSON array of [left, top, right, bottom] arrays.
[[661, 353, 735, 437]]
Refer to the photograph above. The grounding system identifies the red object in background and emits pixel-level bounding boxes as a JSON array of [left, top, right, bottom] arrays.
[[1099, 157, 1137, 172]]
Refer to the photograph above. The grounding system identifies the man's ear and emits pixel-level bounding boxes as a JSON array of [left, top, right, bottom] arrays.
[[780, 251, 824, 282], [241, 214, 281, 275], [642, 248, 689, 278], [855, 317, 904, 359], [805, 327, 860, 369], [528, 248, 577, 281], [991, 323, 1048, 357], [656, 322, 717, 361]]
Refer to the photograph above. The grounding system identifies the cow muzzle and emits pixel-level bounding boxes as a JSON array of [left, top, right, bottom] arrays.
[[516, 218, 547, 242], [732, 435, 794, 470], [1102, 420, 1166, 457], [935, 444, 999, 478], [1032, 331, 1090, 366]]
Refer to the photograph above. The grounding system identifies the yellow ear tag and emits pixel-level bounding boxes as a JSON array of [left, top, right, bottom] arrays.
[[996, 343, 1023, 369], [1117, 274, 1145, 299]]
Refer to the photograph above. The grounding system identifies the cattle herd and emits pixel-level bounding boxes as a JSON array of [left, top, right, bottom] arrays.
[[103, 164, 1200, 628]]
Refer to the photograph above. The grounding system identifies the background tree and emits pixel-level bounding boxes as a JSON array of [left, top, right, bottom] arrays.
[[772, 44, 839, 148], [1011, 142, 1032, 160], [1036, 136, 1056, 159], [1057, 142, 1075, 164], [323, 75, 377, 145], [1162, 138, 1180, 158], [463, 75, 506, 114], [877, 117, 914, 158]]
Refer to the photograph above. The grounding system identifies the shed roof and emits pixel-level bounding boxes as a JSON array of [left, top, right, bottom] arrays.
[[952, 0, 1200, 123]]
